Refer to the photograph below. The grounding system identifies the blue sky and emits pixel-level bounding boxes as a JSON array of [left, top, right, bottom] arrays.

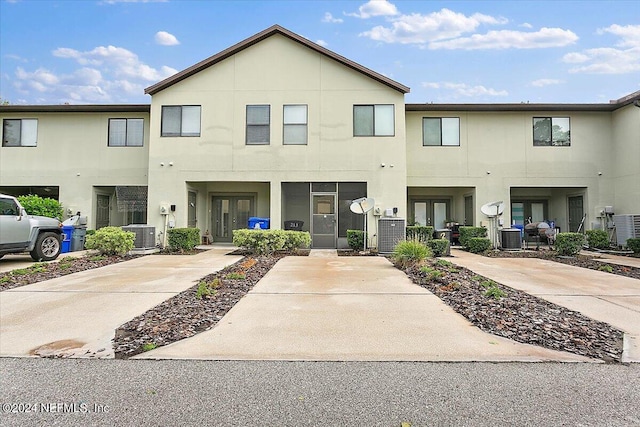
[[1, 0, 638, 105]]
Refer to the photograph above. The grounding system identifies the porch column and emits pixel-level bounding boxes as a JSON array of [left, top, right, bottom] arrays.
[[270, 180, 282, 230]]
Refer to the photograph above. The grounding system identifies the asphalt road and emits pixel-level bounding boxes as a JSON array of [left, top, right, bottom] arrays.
[[1, 359, 638, 426]]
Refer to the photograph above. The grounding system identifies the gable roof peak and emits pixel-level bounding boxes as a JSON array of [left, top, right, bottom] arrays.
[[145, 25, 409, 95]]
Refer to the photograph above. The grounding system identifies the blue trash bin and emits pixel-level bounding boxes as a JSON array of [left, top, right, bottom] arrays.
[[61, 225, 73, 253], [248, 217, 270, 229]]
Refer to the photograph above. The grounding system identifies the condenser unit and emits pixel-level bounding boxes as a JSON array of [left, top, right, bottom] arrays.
[[378, 218, 405, 253], [500, 228, 522, 251], [613, 215, 640, 247], [122, 225, 156, 249]]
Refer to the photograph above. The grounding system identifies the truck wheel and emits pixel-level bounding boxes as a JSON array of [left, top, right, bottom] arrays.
[[30, 232, 61, 261]]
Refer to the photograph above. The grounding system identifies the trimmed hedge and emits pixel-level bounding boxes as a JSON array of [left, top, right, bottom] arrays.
[[467, 237, 491, 254], [585, 229, 609, 249], [85, 226, 134, 256], [406, 226, 434, 242], [555, 232, 585, 256], [168, 228, 201, 251], [233, 229, 310, 254], [428, 238, 450, 257], [459, 226, 487, 247], [347, 229, 365, 251], [627, 238, 640, 254]]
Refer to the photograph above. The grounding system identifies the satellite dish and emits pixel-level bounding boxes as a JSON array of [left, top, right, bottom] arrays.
[[350, 197, 375, 214], [480, 201, 504, 217]]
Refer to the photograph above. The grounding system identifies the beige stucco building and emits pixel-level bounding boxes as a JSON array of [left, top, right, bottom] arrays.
[[2, 26, 639, 249]]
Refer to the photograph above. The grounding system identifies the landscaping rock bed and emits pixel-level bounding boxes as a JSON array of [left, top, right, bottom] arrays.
[[401, 258, 624, 362]]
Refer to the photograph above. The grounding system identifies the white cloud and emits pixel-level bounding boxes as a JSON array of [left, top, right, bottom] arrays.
[[429, 27, 578, 50], [520, 23, 533, 29], [316, 39, 329, 47], [422, 81, 508, 98], [564, 24, 640, 74], [347, 0, 398, 19], [360, 8, 507, 44], [155, 31, 180, 46], [322, 12, 343, 24], [531, 79, 562, 87], [12, 45, 177, 103]]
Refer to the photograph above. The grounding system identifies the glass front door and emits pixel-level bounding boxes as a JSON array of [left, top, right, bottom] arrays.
[[412, 199, 450, 229], [312, 194, 336, 248], [96, 194, 110, 229], [212, 196, 254, 243]]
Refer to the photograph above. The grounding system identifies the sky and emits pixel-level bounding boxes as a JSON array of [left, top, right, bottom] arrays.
[[1, 0, 639, 105]]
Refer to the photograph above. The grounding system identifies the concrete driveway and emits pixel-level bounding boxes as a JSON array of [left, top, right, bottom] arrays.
[[138, 251, 591, 362], [445, 249, 640, 363], [0, 249, 242, 358]]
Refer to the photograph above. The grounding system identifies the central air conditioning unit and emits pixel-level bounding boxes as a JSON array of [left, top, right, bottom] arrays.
[[378, 218, 405, 253], [613, 214, 640, 247], [122, 225, 156, 249], [500, 228, 522, 250]]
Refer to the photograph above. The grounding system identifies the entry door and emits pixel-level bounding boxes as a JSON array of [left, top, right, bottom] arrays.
[[212, 196, 254, 243], [312, 194, 336, 248], [568, 196, 584, 232], [412, 200, 450, 229], [96, 194, 110, 229]]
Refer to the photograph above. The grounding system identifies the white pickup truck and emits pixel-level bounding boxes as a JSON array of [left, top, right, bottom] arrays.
[[0, 193, 63, 261]]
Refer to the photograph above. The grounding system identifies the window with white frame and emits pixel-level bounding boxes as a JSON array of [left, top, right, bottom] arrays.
[[108, 118, 144, 146], [353, 104, 394, 136], [533, 117, 570, 146], [161, 105, 201, 137], [283, 105, 307, 145], [2, 119, 38, 147], [246, 105, 270, 145], [423, 117, 460, 146]]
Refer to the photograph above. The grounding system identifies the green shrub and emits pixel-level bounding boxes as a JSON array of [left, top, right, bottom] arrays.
[[347, 229, 365, 251], [282, 231, 311, 251], [555, 232, 585, 256], [428, 238, 450, 257], [17, 194, 63, 220], [585, 229, 609, 249], [225, 272, 246, 280], [459, 226, 487, 247], [142, 342, 157, 352], [484, 285, 506, 300], [85, 226, 134, 256], [597, 264, 613, 273], [167, 228, 201, 251], [196, 279, 218, 299], [626, 238, 640, 254], [232, 229, 288, 254], [420, 266, 443, 281], [467, 237, 491, 254], [392, 240, 432, 269], [406, 226, 434, 243]]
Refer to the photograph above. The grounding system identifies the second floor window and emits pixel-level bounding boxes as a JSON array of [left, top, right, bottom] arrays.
[[423, 117, 460, 146], [108, 118, 144, 147], [2, 119, 38, 147], [246, 105, 270, 145], [533, 117, 570, 146], [161, 105, 201, 137], [353, 104, 394, 136], [283, 105, 307, 145]]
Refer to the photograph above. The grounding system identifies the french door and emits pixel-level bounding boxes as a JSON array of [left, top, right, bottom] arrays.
[[211, 196, 254, 243]]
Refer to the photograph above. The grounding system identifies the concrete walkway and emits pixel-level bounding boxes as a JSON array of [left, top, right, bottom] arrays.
[[445, 248, 640, 363], [0, 249, 242, 358], [138, 251, 591, 362]]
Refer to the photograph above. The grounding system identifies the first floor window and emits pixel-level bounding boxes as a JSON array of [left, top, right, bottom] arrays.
[[353, 104, 394, 136], [283, 105, 307, 145], [108, 118, 144, 146], [161, 105, 201, 137], [246, 105, 270, 145], [533, 117, 570, 146], [2, 119, 37, 147], [423, 117, 460, 146]]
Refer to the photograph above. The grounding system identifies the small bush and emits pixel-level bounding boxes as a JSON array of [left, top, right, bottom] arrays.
[[17, 194, 63, 220], [226, 272, 246, 280], [626, 238, 640, 254], [142, 343, 157, 352], [282, 231, 311, 252], [467, 237, 491, 254], [428, 239, 450, 257], [598, 264, 613, 273], [459, 226, 487, 247], [196, 279, 219, 299], [233, 229, 310, 254], [420, 266, 443, 281], [406, 226, 434, 243], [347, 230, 365, 251], [484, 285, 506, 300], [85, 226, 134, 256], [167, 228, 201, 251], [585, 229, 609, 250], [555, 232, 585, 256], [392, 240, 432, 269]]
